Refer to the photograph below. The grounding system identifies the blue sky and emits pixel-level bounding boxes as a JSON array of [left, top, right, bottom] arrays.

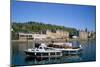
[[11, 1, 96, 31]]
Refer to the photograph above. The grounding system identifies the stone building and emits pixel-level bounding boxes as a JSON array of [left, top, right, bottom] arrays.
[[79, 31, 88, 40], [40, 30, 69, 39], [18, 32, 34, 40], [18, 30, 69, 41]]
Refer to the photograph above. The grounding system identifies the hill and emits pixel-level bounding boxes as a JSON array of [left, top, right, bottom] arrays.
[[12, 21, 78, 35]]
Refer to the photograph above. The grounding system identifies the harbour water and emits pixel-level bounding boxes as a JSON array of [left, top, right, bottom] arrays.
[[11, 40, 96, 66]]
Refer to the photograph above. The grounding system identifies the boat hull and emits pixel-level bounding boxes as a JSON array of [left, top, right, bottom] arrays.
[[24, 51, 62, 58], [54, 48, 82, 56], [62, 49, 82, 56]]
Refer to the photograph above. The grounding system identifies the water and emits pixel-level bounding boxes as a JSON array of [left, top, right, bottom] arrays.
[[11, 40, 96, 66]]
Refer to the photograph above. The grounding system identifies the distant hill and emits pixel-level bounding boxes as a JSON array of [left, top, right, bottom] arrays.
[[12, 21, 78, 35]]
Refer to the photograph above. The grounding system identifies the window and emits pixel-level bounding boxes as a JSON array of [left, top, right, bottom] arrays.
[[26, 35, 28, 37], [39, 47, 42, 49], [50, 52, 55, 55], [20, 35, 25, 37], [29, 35, 32, 37], [56, 52, 60, 55], [51, 30, 56, 33], [42, 53, 48, 56], [42, 30, 46, 34], [36, 53, 41, 56]]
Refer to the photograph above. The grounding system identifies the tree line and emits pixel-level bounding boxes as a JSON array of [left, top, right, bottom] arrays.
[[12, 21, 78, 35]]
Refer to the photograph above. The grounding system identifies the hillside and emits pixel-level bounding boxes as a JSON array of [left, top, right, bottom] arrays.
[[12, 21, 78, 35]]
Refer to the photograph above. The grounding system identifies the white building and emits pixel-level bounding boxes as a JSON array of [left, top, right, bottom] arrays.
[[33, 34, 47, 40], [18, 32, 34, 40]]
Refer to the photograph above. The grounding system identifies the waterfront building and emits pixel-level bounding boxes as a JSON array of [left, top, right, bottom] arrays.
[[18, 32, 34, 40], [79, 31, 88, 40], [33, 34, 47, 40], [40, 30, 69, 39], [17, 30, 69, 41], [88, 31, 96, 39]]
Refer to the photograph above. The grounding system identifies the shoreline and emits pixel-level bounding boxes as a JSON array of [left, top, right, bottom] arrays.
[[11, 38, 95, 42]]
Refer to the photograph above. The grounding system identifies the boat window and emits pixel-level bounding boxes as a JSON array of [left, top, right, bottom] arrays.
[[42, 53, 48, 56], [70, 51, 76, 53], [50, 52, 55, 55], [39, 47, 42, 49], [35, 43, 40, 48], [56, 52, 60, 55], [32, 49, 34, 51], [36, 50, 39, 51], [36, 53, 41, 56], [44, 47, 49, 50]]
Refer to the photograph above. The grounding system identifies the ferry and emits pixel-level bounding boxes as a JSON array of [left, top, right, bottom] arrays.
[[24, 43, 62, 58], [24, 42, 82, 57], [48, 42, 82, 55]]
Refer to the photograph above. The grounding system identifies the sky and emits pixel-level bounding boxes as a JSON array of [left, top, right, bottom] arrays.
[[11, 1, 96, 31]]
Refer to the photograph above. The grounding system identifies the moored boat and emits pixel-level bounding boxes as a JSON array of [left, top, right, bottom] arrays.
[[48, 42, 82, 55], [24, 43, 62, 58]]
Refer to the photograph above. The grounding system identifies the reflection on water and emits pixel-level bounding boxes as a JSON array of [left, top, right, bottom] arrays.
[[12, 41, 35, 54], [25, 56, 61, 65], [24, 55, 82, 65], [11, 40, 96, 66]]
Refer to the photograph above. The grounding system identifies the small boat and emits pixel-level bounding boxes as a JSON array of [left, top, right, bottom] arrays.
[[53, 47, 82, 55], [48, 42, 82, 55], [24, 43, 62, 58]]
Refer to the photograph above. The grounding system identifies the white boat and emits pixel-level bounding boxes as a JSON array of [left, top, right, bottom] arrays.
[[53, 47, 82, 55], [24, 43, 62, 58], [48, 42, 82, 55]]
